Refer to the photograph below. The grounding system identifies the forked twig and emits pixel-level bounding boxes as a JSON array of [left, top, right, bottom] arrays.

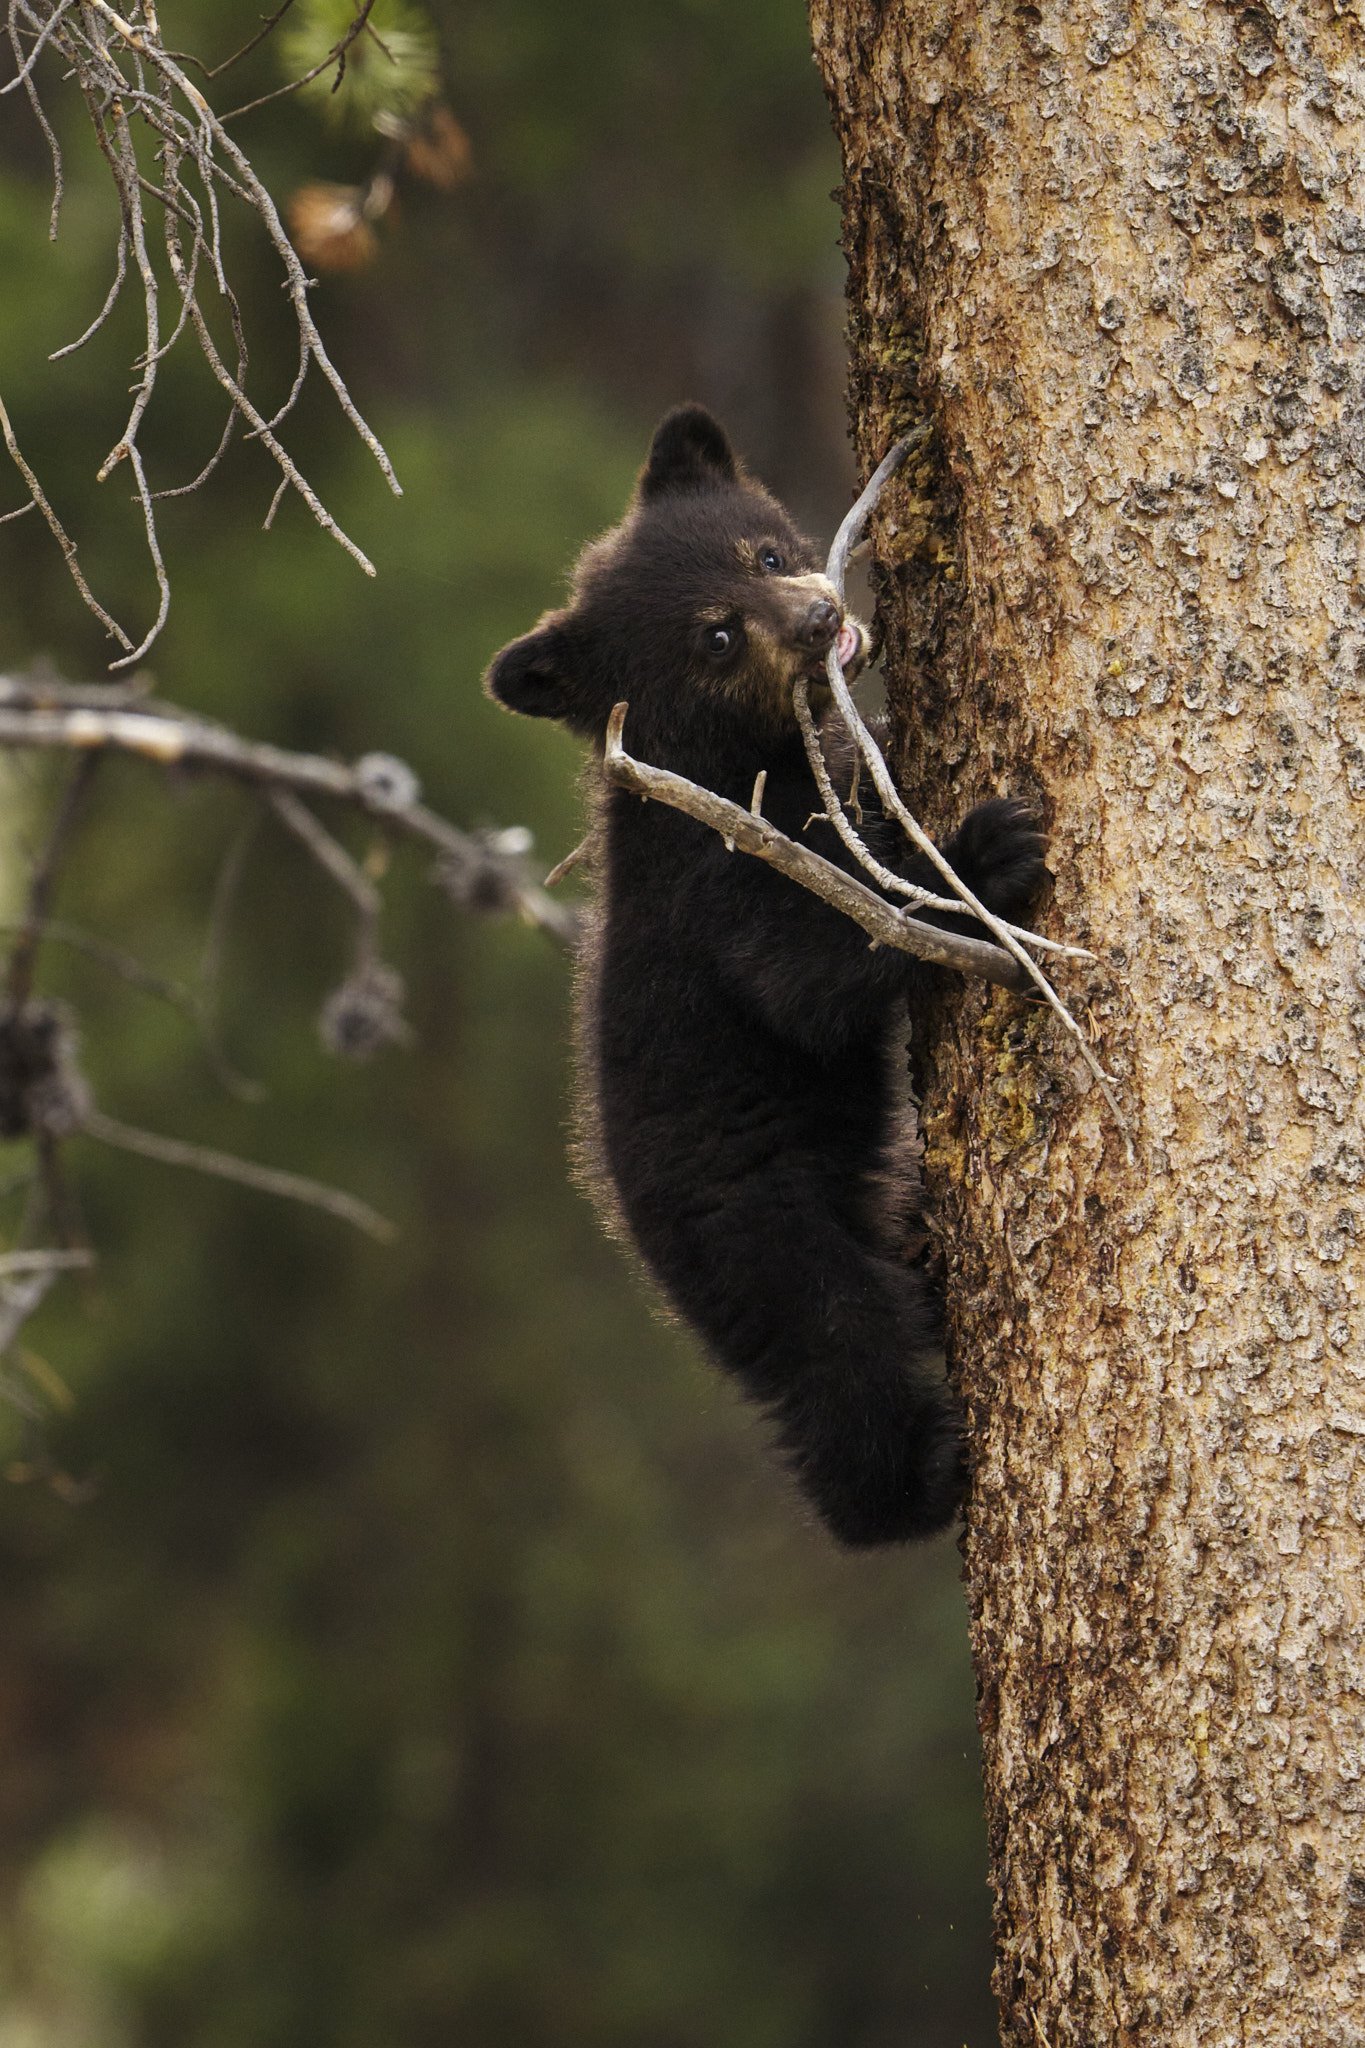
[[599, 432, 1123, 1132], [0, 673, 581, 950], [0, 388, 133, 651], [792, 677, 1089, 961], [817, 434, 1129, 1136], [603, 705, 1029, 991]]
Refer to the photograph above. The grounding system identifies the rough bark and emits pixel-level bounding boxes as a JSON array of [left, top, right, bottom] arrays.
[[810, 3, 1365, 2044]]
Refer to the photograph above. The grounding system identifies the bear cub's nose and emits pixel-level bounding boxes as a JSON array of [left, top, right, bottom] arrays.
[[797, 598, 840, 652]]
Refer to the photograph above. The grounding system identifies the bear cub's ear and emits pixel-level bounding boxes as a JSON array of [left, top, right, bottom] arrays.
[[484, 617, 574, 722], [639, 405, 738, 501]]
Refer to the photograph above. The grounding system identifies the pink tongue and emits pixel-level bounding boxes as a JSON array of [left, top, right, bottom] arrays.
[[835, 623, 859, 669]]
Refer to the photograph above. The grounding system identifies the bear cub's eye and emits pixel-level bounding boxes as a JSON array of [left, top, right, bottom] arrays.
[[757, 546, 786, 574], [703, 623, 739, 661]]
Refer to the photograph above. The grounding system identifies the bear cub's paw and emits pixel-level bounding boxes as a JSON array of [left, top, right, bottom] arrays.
[[944, 797, 1049, 923]]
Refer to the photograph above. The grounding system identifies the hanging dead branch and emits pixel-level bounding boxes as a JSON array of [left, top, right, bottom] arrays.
[[0, 674, 579, 948], [0, 7, 517, 1422], [0, 0, 403, 666], [0, 664, 582, 1326]]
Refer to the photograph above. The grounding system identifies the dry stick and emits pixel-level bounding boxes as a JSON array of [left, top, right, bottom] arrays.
[[201, 0, 298, 81], [0, 0, 77, 99], [69, 101, 171, 664], [791, 677, 1090, 962], [7, 1, 65, 233], [172, 257, 378, 578], [82, 1108, 396, 1243], [543, 834, 592, 888], [270, 789, 382, 962], [791, 678, 935, 907], [85, 4, 401, 499], [0, 696, 580, 949], [155, 159, 244, 503], [821, 437, 1130, 1137], [603, 705, 1029, 992], [118, 444, 172, 666], [101, 105, 160, 476], [0, 390, 134, 652], [48, 219, 129, 359], [6, 754, 102, 1006], [6, 3, 399, 656]]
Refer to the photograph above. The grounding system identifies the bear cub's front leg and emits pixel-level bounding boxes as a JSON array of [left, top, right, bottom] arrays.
[[940, 796, 1049, 924]]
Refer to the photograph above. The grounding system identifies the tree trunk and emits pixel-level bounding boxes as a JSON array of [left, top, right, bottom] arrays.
[[810, 3, 1365, 2042]]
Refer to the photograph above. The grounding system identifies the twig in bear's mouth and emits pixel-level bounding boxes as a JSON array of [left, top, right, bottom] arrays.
[[814, 432, 1130, 1141]]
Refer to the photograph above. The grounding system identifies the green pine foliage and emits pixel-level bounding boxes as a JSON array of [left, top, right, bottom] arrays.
[[279, 1, 443, 133]]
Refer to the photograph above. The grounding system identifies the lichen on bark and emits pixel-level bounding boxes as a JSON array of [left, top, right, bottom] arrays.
[[811, 2, 1365, 2042]]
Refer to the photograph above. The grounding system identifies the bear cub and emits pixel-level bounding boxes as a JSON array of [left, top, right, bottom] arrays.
[[486, 406, 1045, 1546]]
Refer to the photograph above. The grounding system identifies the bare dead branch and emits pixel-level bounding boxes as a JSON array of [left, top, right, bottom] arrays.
[[1, 0, 402, 661], [82, 1108, 396, 1242], [0, 679, 581, 949], [7, 756, 102, 1007], [48, 220, 129, 360], [791, 675, 939, 911], [0, 0, 75, 100], [792, 676, 1088, 961], [0, 389, 134, 652], [6, 3, 64, 234], [200, 1, 299, 81], [543, 834, 592, 889], [602, 704, 1029, 991]]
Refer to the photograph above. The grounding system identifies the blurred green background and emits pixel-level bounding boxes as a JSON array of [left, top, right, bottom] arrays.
[[0, 4, 995, 2043]]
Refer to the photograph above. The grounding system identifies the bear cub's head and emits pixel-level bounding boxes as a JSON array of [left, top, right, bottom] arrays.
[[484, 406, 867, 756]]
